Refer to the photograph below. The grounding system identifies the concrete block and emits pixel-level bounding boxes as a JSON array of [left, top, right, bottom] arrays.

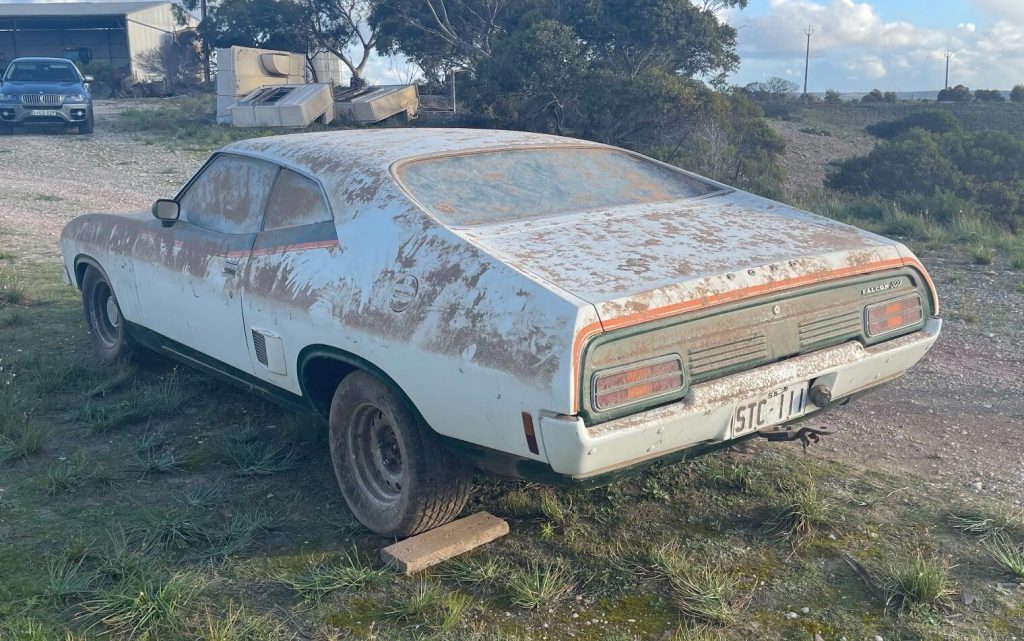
[[381, 512, 509, 575]]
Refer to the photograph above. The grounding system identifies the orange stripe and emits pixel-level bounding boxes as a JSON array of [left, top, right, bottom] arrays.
[[569, 256, 938, 413]]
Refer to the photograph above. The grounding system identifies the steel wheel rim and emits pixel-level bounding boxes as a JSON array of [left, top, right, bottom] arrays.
[[347, 403, 405, 506], [89, 280, 119, 348]]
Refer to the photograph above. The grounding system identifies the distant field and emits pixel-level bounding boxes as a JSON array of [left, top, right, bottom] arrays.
[[791, 101, 1024, 138]]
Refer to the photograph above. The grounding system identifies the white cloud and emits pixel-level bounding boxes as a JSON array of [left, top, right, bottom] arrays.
[[732, 0, 1024, 91]]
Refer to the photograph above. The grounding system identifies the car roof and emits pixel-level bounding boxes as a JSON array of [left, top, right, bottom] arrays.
[[9, 57, 76, 64], [223, 128, 599, 179]]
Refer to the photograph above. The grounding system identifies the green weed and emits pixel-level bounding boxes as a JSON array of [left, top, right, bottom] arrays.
[[278, 548, 387, 601], [983, 534, 1024, 579], [81, 571, 203, 638], [668, 563, 749, 626], [0, 422, 47, 460], [218, 427, 296, 476], [881, 553, 955, 609], [503, 561, 574, 609]]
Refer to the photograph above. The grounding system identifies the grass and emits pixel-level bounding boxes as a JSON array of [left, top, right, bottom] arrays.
[[43, 451, 97, 495], [70, 370, 187, 432], [503, 560, 574, 609], [441, 555, 507, 586], [983, 535, 1024, 579], [45, 556, 97, 602], [949, 508, 1024, 537], [277, 548, 387, 601], [111, 95, 281, 151], [880, 554, 955, 610], [668, 563, 750, 626], [0, 422, 47, 461], [218, 427, 296, 476], [767, 474, 839, 539], [81, 572, 203, 638], [381, 579, 474, 632], [971, 244, 995, 265], [0, 270, 29, 307]]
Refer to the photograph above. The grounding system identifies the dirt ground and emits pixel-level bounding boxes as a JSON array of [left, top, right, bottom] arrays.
[[1, 102, 1021, 504]]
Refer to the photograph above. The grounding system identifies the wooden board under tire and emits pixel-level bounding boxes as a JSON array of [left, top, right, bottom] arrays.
[[380, 511, 510, 575]]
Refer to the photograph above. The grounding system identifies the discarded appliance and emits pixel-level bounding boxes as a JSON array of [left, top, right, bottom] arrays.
[[334, 84, 420, 124], [215, 46, 306, 124], [229, 83, 334, 128]]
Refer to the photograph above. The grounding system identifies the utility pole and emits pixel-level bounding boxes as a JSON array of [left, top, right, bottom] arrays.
[[944, 51, 952, 89], [803, 26, 814, 97]]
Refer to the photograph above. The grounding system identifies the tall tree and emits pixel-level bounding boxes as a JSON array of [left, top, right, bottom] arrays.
[[307, 0, 380, 87], [201, 0, 311, 54]]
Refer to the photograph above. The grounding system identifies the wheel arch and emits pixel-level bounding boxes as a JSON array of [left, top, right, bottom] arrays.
[[72, 254, 105, 289], [297, 344, 431, 429]]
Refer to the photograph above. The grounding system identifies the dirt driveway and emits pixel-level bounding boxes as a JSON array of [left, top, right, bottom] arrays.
[[2, 103, 1022, 502]]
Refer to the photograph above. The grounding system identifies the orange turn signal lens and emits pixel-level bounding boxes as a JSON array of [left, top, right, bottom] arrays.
[[593, 356, 685, 411], [865, 295, 923, 337]]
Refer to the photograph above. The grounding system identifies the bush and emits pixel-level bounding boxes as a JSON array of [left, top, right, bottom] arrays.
[[883, 91, 898, 103], [938, 84, 972, 102], [828, 127, 1024, 230], [824, 89, 842, 103], [866, 111, 961, 139], [1012, 85, 1024, 103], [974, 89, 1006, 103], [861, 89, 885, 103]]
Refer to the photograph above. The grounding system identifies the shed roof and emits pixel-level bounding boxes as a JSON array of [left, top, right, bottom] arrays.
[[0, 1, 168, 18]]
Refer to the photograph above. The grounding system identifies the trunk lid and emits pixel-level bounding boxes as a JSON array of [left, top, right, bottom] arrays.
[[457, 190, 907, 326]]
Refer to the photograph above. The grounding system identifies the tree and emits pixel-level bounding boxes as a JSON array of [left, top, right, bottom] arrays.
[[861, 89, 884, 103], [742, 76, 798, 116], [974, 89, 1006, 102], [824, 89, 842, 103], [883, 91, 898, 103], [937, 84, 971, 102], [201, 0, 311, 54], [135, 32, 203, 90], [1012, 85, 1024, 103], [306, 0, 379, 87]]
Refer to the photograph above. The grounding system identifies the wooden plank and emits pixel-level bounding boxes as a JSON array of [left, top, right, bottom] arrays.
[[381, 512, 509, 575]]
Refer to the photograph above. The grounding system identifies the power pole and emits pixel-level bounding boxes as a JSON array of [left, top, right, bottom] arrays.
[[944, 51, 952, 89], [803, 26, 814, 97]]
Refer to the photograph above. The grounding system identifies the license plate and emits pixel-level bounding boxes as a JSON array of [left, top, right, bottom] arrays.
[[730, 382, 809, 436], [32, 109, 59, 116]]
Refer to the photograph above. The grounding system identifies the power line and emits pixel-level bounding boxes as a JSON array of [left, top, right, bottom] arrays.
[[803, 26, 814, 96]]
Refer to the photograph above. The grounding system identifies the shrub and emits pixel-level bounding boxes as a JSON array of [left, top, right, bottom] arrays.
[[866, 111, 961, 139], [974, 89, 1006, 102], [861, 89, 885, 103], [938, 84, 972, 102], [824, 89, 842, 103], [1012, 84, 1024, 103]]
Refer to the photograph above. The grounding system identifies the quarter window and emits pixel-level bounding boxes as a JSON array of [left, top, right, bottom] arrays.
[[263, 169, 332, 230], [178, 155, 278, 234]]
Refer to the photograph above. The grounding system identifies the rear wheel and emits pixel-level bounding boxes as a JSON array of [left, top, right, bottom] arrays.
[[81, 266, 134, 363], [328, 371, 471, 537], [0, 124, 12, 135]]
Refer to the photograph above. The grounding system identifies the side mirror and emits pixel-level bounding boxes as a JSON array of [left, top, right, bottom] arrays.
[[152, 199, 180, 227], [83, 75, 94, 83]]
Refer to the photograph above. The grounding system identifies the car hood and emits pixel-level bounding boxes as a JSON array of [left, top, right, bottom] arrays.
[[0, 81, 87, 95], [456, 189, 909, 326]]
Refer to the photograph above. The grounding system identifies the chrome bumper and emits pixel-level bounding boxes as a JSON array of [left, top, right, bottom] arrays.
[[540, 318, 942, 478]]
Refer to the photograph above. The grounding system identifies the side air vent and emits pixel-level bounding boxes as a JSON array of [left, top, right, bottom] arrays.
[[799, 310, 862, 349], [689, 334, 769, 378], [252, 330, 268, 366], [250, 328, 287, 375]]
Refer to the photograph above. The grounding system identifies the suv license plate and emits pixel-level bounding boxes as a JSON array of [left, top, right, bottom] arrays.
[[33, 109, 59, 116], [731, 382, 809, 437]]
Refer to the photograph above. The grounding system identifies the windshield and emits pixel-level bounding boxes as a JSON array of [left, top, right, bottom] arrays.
[[395, 147, 723, 226], [4, 61, 80, 83]]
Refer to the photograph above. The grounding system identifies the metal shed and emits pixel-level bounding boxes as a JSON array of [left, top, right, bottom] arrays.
[[0, 1, 196, 81]]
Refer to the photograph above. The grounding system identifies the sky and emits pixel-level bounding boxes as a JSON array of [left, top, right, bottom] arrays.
[[8, 0, 1024, 92], [725, 0, 1024, 92]]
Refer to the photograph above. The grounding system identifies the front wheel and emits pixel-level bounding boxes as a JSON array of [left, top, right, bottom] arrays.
[[78, 112, 94, 135], [329, 371, 472, 537], [81, 266, 134, 363]]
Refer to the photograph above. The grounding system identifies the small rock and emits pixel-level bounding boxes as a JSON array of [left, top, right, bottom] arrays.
[[875, 636, 884, 641], [784, 611, 799, 620], [814, 635, 825, 641], [972, 481, 984, 491], [800, 606, 810, 614]]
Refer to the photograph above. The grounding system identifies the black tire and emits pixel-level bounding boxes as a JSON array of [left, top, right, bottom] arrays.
[[0, 124, 12, 135], [81, 266, 134, 363], [328, 371, 471, 537], [78, 111, 94, 135]]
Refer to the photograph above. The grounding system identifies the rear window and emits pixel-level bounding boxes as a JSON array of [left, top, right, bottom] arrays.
[[395, 147, 721, 226]]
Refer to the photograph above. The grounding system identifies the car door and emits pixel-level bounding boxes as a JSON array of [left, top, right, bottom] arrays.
[[133, 153, 279, 375], [240, 167, 338, 393]]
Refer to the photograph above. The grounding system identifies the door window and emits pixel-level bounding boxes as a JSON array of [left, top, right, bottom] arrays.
[[263, 169, 333, 230], [178, 155, 278, 234]]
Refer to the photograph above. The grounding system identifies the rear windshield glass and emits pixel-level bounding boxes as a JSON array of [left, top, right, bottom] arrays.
[[5, 61, 79, 83], [395, 147, 721, 226]]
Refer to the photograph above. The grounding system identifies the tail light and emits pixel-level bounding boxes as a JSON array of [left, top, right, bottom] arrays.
[[865, 294, 923, 337], [592, 355, 685, 411]]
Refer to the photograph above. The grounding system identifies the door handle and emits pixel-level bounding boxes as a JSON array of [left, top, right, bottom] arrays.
[[223, 258, 239, 277]]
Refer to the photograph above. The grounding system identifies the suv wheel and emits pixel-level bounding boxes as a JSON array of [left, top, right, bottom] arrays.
[[328, 371, 471, 537], [81, 266, 135, 363]]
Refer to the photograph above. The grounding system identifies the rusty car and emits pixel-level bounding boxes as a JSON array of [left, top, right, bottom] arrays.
[[60, 129, 941, 537]]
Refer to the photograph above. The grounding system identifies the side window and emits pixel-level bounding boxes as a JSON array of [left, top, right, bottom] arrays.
[[178, 155, 278, 234], [263, 169, 332, 230]]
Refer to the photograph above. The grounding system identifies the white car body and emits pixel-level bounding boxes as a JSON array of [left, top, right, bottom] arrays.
[[60, 128, 941, 486]]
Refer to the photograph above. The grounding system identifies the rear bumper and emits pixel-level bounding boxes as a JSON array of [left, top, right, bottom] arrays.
[[540, 318, 941, 479], [0, 103, 91, 125]]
